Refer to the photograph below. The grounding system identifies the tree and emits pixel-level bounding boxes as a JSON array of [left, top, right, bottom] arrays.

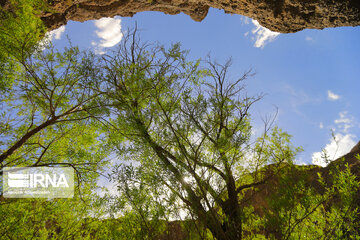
[[94, 30, 301, 240], [0, 43, 107, 173], [0, 35, 109, 239], [0, 192, 110, 239], [1, 19, 358, 238], [0, 0, 47, 92], [261, 156, 360, 240]]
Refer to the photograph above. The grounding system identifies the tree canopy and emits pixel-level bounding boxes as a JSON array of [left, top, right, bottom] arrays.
[[0, 10, 359, 238]]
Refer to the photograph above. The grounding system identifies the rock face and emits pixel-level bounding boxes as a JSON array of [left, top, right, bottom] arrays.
[[242, 143, 360, 214], [240, 142, 360, 238], [38, 0, 360, 33]]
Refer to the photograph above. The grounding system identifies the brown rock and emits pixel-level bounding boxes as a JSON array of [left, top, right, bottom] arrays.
[[350, 141, 360, 153], [11, 0, 359, 33]]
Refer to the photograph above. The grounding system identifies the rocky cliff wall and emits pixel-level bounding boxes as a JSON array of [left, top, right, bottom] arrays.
[[34, 0, 360, 33]]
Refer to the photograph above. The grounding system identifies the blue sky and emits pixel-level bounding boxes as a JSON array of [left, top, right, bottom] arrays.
[[48, 8, 360, 166]]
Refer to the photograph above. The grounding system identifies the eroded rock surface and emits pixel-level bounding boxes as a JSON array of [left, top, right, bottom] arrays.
[[38, 0, 360, 33]]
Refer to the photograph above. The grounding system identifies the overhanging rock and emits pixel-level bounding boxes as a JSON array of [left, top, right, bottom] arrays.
[[38, 0, 360, 33]]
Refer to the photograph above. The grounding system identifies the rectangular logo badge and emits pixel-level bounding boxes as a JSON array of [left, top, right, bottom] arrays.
[[2, 167, 74, 198]]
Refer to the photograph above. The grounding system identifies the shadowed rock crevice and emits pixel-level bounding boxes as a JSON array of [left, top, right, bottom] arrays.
[[36, 0, 360, 33]]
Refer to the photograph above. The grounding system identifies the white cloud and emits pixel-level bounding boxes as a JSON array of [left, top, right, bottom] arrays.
[[295, 156, 308, 165], [327, 90, 340, 101], [334, 111, 355, 133], [319, 122, 324, 129], [305, 36, 313, 42], [251, 20, 280, 48], [91, 41, 105, 55], [47, 26, 66, 41], [312, 133, 356, 167], [37, 26, 66, 50], [241, 16, 250, 25], [312, 111, 358, 167], [94, 17, 122, 48]]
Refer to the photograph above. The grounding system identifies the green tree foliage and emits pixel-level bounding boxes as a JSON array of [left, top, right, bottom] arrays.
[[91, 30, 302, 239], [0, 43, 106, 170], [0, 39, 109, 239], [0, 0, 47, 91], [89, 31, 360, 240], [0, 20, 359, 239], [256, 157, 360, 240], [0, 193, 108, 239]]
